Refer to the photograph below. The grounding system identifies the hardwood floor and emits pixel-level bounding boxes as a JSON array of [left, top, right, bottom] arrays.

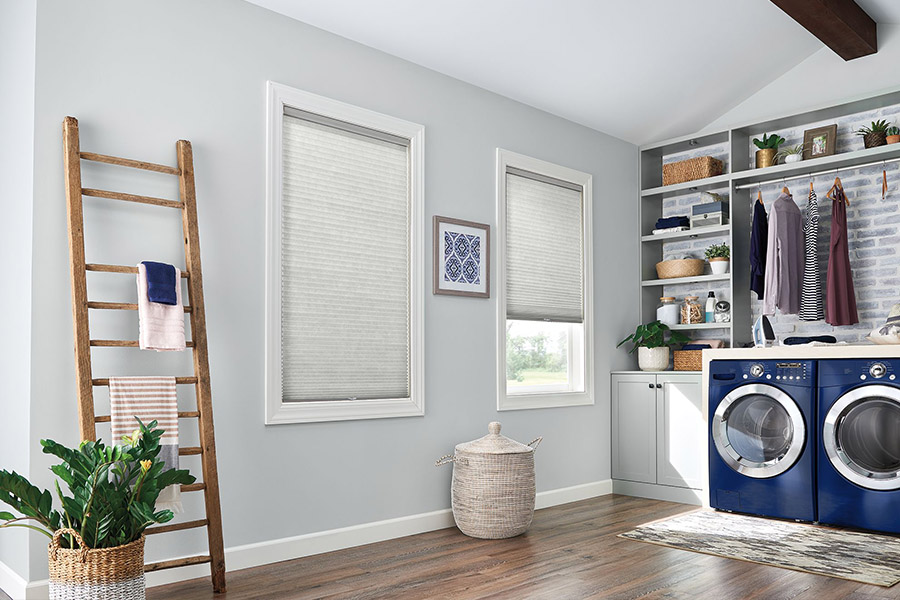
[[144, 494, 900, 599]]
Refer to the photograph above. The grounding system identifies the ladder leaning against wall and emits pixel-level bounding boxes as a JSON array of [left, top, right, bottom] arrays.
[[62, 116, 226, 593]]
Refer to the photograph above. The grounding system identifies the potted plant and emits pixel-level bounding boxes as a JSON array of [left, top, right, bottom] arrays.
[[887, 126, 900, 145], [753, 133, 785, 168], [775, 143, 804, 164], [0, 420, 194, 599], [857, 119, 891, 148], [617, 320, 690, 371], [705, 242, 730, 274]]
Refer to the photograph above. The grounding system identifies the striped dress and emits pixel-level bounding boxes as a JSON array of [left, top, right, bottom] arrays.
[[800, 188, 824, 320]]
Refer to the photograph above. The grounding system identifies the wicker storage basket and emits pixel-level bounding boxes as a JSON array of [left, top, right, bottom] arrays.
[[674, 350, 703, 371], [662, 156, 724, 186], [436, 422, 541, 539], [656, 258, 704, 279], [48, 529, 145, 600]]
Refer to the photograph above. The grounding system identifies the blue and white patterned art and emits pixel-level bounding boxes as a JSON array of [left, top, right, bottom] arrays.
[[434, 217, 489, 297]]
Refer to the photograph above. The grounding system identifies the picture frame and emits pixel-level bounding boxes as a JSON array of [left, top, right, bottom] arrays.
[[433, 216, 490, 298], [802, 124, 838, 160]]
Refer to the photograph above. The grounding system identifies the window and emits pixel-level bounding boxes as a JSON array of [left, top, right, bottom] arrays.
[[265, 82, 424, 424], [496, 150, 593, 410]]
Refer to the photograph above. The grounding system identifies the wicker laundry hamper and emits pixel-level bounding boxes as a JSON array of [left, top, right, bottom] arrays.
[[436, 422, 541, 539], [48, 529, 146, 600]]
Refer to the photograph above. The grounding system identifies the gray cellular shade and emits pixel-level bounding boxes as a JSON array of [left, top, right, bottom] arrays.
[[505, 171, 584, 323], [281, 114, 410, 402]]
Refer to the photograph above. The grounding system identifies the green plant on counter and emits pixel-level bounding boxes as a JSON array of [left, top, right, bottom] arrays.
[[887, 126, 900, 136], [856, 120, 891, 135], [753, 133, 785, 150], [0, 420, 194, 549], [617, 320, 691, 354], [775, 143, 804, 160], [705, 242, 730, 260]]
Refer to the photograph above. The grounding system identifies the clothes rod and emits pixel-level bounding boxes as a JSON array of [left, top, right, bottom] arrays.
[[734, 156, 900, 190]]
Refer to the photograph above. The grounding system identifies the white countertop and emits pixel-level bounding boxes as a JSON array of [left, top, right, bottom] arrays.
[[704, 344, 900, 361]]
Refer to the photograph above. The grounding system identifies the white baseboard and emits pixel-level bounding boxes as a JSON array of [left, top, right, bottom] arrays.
[[0, 559, 27, 600], [17, 479, 613, 596], [612, 479, 703, 505]]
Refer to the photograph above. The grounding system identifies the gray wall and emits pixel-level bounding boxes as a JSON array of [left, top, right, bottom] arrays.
[[20, 0, 637, 582], [0, 0, 36, 579]]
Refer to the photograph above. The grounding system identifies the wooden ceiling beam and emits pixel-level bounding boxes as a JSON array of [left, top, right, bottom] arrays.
[[770, 0, 876, 61]]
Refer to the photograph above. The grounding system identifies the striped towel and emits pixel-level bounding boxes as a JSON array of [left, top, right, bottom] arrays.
[[110, 377, 182, 514]]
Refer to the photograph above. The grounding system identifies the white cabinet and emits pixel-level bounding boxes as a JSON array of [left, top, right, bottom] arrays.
[[612, 372, 705, 495]]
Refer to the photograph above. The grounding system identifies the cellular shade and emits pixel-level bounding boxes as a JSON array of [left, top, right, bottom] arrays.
[[505, 171, 584, 323], [281, 114, 410, 401]]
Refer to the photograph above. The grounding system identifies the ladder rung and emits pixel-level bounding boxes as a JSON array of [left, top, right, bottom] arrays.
[[94, 411, 200, 423], [181, 483, 206, 493], [86, 263, 189, 277], [92, 377, 198, 386], [144, 555, 211, 572], [90, 340, 194, 348], [145, 519, 208, 536], [82, 188, 183, 209], [87, 301, 191, 313], [80, 151, 180, 176], [180, 446, 202, 456]]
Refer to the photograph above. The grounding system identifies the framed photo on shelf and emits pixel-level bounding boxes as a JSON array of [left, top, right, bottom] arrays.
[[433, 216, 490, 298], [802, 124, 838, 160]]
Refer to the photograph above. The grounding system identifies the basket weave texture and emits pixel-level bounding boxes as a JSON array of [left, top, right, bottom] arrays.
[[656, 258, 704, 279], [437, 422, 541, 539], [662, 156, 723, 186], [674, 350, 703, 371], [48, 529, 146, 600]]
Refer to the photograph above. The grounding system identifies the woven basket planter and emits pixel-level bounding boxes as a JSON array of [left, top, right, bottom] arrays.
[[436, 422, 541, 539], [49, 529, 146, 600], [655, 258, 704, 279], [864, 131, 887, 148], [662, 156, 723, 186]]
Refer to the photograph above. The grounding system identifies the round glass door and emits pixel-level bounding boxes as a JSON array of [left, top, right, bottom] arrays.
[[712, 384, 806, 478], [823, 385, 900, 490]]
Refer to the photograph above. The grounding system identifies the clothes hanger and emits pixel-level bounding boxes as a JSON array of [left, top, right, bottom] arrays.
[[781, 177, 790, 195], [883, 160, 888, 201], [756, 184, 763, 205]]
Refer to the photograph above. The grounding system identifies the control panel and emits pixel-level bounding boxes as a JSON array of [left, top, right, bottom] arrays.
[[741, 362, 810, 381], [859, 361, 896, 382]]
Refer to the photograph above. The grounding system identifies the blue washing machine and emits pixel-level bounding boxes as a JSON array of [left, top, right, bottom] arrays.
[[818, 359, 900, 534], [708, 360, 817, 522]]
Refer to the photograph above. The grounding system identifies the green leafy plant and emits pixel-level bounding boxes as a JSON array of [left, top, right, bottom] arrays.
[[856, 120, 891, 135], [0, 420, 194, 549], [705, 243, 730, 260], [752, 133, 785, 150], [774, 143, 804, 161], [887, 126, 900, 136], [617, 320, 690, 354]]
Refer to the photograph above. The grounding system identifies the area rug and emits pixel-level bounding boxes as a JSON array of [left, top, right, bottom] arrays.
[[620, 510, 900, 587]]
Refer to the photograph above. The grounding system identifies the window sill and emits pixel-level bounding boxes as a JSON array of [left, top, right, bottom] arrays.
[[497, 390, 594, 411], [265, 396, 424, 425]]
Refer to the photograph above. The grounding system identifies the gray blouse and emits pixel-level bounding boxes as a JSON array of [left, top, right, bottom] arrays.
[[763, 192, 805, 316]]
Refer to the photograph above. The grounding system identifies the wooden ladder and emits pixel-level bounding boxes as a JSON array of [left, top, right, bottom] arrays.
[[62, 116, 226, 593]]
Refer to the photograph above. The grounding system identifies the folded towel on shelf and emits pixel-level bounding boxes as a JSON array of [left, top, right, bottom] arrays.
[[137, 263, 186, 351], [681, 344, 712, 351], [783, 335, 837, 346], [652, 226, 689, 235], [141, 261, 178, 305], [692, 339, 724, 349], [656, 215, 690, 229], [110, 376, 182, 514]]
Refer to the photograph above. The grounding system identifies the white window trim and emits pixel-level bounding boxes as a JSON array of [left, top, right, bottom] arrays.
[[496, 149, 594, 411], [265, 81, 425, 424]]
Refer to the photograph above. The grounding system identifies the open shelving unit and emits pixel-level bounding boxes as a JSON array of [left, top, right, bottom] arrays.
[[637, 86, 900, 350]]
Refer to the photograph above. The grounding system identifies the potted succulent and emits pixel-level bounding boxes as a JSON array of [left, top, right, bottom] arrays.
[[775, 143, 804, 164], [618, 320, 691, 371], [753, 133, 785, 169], [705, 242, 730, 274], [857, 119, 891, 149], [887, 126, 900, 145], [0, 421, 194, 600]]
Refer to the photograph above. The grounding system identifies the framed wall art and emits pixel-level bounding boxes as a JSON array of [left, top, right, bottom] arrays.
[[802, 124, 837, 160], [433, 216, 490, 298]]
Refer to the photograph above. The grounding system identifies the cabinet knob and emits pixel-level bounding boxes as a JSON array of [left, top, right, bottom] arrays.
[[657, 383, 663, 389], [648, 383, 654, 389]]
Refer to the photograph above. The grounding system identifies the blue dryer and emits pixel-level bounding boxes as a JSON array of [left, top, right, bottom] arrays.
[[708, 360, 817, 522], [818, 359, 900, 533]]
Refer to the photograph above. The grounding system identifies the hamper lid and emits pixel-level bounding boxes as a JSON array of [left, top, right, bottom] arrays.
[[455, 422, 535, 455]]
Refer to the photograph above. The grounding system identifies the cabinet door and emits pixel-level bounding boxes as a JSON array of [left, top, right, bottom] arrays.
[[611, 374, 657, 484], [656, 374, 705, 489]]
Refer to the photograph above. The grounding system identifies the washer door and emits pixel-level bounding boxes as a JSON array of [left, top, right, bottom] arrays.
[[823, 385, 900, 491], [712, 383, 806, 478]]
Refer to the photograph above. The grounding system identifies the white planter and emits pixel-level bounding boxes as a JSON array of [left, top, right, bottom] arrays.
[[784, 154, 802, 164], [709, 258, 730, 274], [638, 347, 669, 371]]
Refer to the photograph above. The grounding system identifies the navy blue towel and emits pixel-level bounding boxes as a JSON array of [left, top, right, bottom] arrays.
[[656, 215, 690, 229], [681, 344, 712, 351], [783, 335, 837, 345], [142, 261, 178, 305]]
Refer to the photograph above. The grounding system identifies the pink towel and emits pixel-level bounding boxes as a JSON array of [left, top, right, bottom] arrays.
[[137, 263, 186, 351]]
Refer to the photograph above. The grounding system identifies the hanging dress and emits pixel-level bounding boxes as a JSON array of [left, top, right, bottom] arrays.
[[750, 199, 768, 300], [799, 188, 824, 320], [825, 182, 859, 326], [763, 192, 804, 316]]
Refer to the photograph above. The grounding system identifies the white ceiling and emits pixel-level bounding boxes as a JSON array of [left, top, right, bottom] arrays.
[[247, 0, 893, 145]]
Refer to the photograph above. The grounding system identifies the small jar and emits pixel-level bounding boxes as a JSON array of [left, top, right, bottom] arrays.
[[681, 296, 703, 325], [657, 296, 679, 326]]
